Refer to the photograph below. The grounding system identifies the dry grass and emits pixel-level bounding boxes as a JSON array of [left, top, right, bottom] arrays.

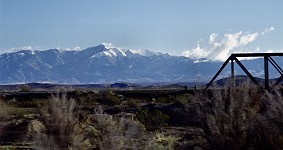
[[30, 92, 148, 150], [32, 92, 83, 149], [146, 132, 179, 150], [0, 100, 11, 120], [25, 84, 283, 149], [191, 83, 283, 149], [89, 107, 146, 149]]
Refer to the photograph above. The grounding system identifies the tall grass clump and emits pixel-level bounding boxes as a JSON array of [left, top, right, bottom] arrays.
[[248, 87, 283, 150], [192, 83, 283, 149], [32, 92, 88, 149], [30, 92, 147, 149], [90, 108, 146, 149]]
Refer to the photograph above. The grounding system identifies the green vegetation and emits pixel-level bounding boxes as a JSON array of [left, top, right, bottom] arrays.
[[31, 93, 147, 149], [1, 85, 283, 149], [97, 89, 122, 105], [17, 84, 31, 92], [147, 132, 180, 150], [0, 100, 12, 120], [8, 98, 47, 108], [137, 109, 170, 131]]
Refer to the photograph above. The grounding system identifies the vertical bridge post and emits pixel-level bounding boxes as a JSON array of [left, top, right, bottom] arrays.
[[264, 56, 269, 91], [231, 59, 234, 86]]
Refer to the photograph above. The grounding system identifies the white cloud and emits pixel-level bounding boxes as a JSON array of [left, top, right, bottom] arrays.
[[239, 32, 259, 46], [209, 33, 218, 44], [182, 44, 209, 59], [182, 27, 276, 61], [261, 27, 275, 35], [11, 46, 33, 51]]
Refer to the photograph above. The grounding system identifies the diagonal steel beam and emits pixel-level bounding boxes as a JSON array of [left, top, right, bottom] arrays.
[[234, 57, 260, 86], [205, 56, 232, 89], [205, 53, 283, 90], [275, 75, 283, 86], [268, 57, 283, 87], [268, 57, 283, 75]]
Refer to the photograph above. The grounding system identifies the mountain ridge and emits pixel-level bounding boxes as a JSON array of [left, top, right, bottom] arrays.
[[0, 44, 282, 84]]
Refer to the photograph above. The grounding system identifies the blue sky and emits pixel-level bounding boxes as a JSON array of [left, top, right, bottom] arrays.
[[1, 0, 283, 61]]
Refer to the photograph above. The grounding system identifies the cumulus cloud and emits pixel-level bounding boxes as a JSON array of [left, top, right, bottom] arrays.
[[182, 44, 209, 59], [209, 33, 219, 44], [239, 32, 259, 46], [182, 27, 275, 61]]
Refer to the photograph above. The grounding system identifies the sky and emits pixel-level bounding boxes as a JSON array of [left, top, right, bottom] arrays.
[[1, 0, 283, 61]]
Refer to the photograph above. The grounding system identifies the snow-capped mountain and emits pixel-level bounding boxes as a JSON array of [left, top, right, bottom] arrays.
[[0, 44, 282, 84]]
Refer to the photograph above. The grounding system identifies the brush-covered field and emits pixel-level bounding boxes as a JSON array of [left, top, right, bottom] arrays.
[[0, 84, 283, 150]]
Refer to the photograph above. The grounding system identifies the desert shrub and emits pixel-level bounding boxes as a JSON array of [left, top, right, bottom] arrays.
[[172, 94, 192, 105], [136, 109, 170, 131], [18, 84, 31, 92], [97, 90, 122, 105], [122, 98, 139, 108], [191, 84, 283, 149], [72, 89, 84, 95], [194, 85, 259, 149], [0, 100, 12, 120], [33, 92, 95, 149], [89, 108, 146, 149], [247, 88, 283, 150], [38, 93, 76, 148], [146, 132, 179, 150], [31, 92, 147, 149], [73, 90, 98, 106]]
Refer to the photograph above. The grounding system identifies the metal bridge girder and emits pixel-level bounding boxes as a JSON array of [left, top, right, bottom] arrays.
[[205, 53, 283, 90]]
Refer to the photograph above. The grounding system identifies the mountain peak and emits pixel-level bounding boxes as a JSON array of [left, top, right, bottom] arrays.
[[81, 44, 127, 58], [0, 44, 280, 84], [100, 43, 114, 49]]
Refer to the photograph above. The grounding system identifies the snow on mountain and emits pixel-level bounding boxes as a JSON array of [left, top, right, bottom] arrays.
[[91, 47, 126, 58], [124, 49, 142, 58], [193, 58, 212, 63], [0, 44, 282, 84]]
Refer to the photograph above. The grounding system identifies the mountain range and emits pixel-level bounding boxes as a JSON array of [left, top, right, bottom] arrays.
[[0, 44, 282, 84]]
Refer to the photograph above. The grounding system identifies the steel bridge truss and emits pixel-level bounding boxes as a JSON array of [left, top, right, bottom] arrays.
[[206, 53, 283, 91]]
